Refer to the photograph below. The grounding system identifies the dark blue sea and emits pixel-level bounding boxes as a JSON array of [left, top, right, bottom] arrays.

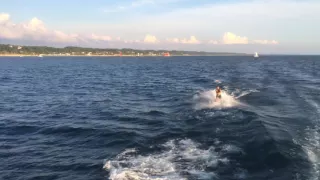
[[1, 56, 320, 180]]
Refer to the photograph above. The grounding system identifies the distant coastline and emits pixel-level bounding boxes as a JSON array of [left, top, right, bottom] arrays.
[[0, 44, 249, 57], [0, 54, 250, 57]]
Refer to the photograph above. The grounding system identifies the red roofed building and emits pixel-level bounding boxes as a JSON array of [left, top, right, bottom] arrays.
[[163, 52, 170, 56]]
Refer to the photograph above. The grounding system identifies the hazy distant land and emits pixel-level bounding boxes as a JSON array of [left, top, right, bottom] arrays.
[[0, 44, 249, 57]]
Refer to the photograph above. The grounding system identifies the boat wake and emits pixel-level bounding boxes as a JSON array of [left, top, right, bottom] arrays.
[[301, 98, 320, 180], [104, 139, 243, 180]]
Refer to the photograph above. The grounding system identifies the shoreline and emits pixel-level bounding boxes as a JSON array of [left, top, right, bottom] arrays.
[[0, 54, 251, 57]]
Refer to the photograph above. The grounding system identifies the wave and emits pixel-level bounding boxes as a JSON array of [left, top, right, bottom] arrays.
[[104, 139, 243, 180], [301, 98, 320, 180], [141, 110, 167, 116], [303, 125, 320, 180]]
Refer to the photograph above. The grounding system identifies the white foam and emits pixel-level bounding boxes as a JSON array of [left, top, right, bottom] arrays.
[[302, 98, 320, 180], [193, 89, 242, 110], [222, 144, 243, 154], [303, 125, 320, 180], [104, 139, 238, 180]]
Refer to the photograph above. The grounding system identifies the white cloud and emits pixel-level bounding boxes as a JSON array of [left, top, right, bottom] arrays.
[[181, 36, 200, 44], [0, 12, 285, 53], [25, 18, 46, 32], [252, 40, 279, 45], [0, 13, 10, 23], [143, 34, 159, 43], [0, 13, 279, 49], [99, 0, 319, 47], [124, 39, 141, 43], [222, 32, 248, 45], [218, 32, 278, 45], [166, 36, 200, 44], [166, 38, 180, 43], [53, 31, 79, 43], [0, 13, 113, 44], [208, 40, 218, 44], [91, 33, 112, 41]]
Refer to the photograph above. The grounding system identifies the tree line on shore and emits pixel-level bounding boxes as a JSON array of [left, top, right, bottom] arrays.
[[0, 44, 247, 56]]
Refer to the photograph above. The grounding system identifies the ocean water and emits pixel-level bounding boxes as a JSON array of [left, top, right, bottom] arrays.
[[0, 56, 319, 180]]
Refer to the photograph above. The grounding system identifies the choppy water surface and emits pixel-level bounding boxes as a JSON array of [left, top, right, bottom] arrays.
[[1, 56, 320, 180]]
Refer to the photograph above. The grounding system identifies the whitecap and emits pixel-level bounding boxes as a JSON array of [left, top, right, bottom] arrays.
[[104, 139, 241, 180]]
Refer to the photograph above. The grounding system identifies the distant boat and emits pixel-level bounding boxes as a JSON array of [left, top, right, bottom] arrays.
[[38, 54, 43, 57], [254, 52, 259, 59]]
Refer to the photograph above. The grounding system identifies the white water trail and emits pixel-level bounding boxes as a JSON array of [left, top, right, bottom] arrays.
[[193, 89, 243, 110], [302, 99, 320, 180], [104, 139, 242, 180]]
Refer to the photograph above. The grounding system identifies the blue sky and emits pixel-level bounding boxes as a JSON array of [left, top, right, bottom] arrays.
[[1, 0, 320, 54]]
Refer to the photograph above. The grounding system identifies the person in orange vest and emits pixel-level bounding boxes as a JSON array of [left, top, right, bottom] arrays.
[[216, 86, 222, 101]]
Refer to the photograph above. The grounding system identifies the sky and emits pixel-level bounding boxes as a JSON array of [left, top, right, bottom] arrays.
[[0, 0, 320, 54]]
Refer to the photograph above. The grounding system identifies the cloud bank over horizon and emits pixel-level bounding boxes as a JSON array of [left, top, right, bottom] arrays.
[[0, 12, 278, 50], [0, 0, 319, 54]]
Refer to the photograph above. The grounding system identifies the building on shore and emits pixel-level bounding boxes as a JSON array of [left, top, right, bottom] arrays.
[[163, 52, 170, 57]]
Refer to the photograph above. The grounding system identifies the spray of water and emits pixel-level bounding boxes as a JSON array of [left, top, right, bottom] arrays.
[[193, 88, 252, 110]]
